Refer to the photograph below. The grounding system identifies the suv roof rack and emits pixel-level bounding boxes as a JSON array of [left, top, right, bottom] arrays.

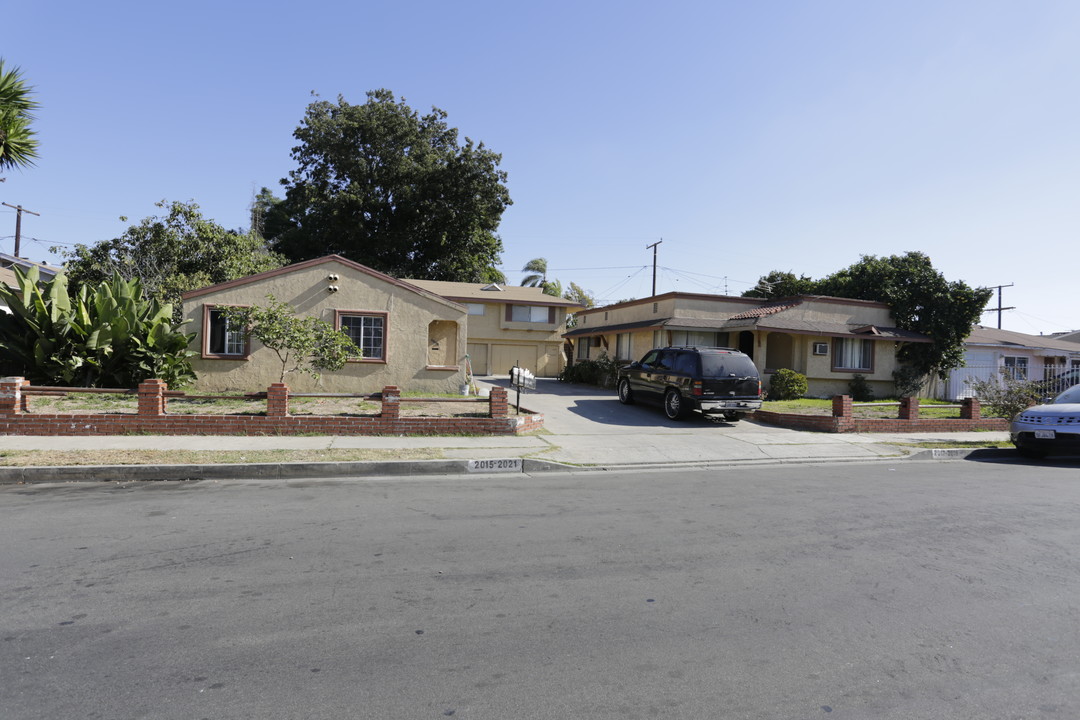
[[664, 346, 739, 352]]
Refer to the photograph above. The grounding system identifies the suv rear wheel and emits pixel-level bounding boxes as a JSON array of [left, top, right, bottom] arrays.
[[617, 378, 635, 405], [664, 389, 685, 420]]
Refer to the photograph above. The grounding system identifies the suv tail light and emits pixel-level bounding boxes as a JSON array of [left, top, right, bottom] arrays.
[[692, 380, 703, 397]]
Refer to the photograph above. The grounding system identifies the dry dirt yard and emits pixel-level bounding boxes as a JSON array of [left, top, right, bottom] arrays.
[[22, 394, 492, 418]]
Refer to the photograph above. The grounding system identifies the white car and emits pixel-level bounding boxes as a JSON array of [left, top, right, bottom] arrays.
[[1011, 384, 1080, 459]]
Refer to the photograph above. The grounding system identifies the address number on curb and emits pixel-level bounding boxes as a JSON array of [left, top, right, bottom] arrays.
[[931, 448, 965, 459], [468, 459, 523, 473]]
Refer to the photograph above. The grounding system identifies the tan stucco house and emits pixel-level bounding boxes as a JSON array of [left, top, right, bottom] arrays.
[[403, 280, 583, 377], [564, 292, 930, 397], [182, 255, 469, 393]]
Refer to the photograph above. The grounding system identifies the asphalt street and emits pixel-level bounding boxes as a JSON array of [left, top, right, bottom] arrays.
[[3, 457, 1080, 719]]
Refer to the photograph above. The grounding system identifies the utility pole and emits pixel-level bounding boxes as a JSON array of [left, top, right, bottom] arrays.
[[646, 239, 662, 296], [1, 202, 40, 258], [982, 283, 1015, 329]]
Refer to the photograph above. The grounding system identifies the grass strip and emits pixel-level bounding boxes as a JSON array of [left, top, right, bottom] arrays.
[[0, 448, 447, 467]]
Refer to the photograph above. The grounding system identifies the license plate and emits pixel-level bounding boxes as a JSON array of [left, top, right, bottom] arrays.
[[1035, 430, 1056, 439]]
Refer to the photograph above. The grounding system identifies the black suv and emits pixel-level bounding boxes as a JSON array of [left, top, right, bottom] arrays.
[[617, 346, 762, 421]]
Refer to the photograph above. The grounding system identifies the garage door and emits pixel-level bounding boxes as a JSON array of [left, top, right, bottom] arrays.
[[466, 343, 488, 375], [490, 344, 539, 376]]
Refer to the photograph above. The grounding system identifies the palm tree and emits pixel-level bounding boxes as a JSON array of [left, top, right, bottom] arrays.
[[520, 257, 547, 288], [0, 59, 40, 178]]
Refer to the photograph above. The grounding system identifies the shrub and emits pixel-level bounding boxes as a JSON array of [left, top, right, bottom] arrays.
[[559, 352, 620, 388], [849, 374, 874, 402], [968, 370, 1044, 418], [768, 368, 808, 400], [0, 267, 196, 388]]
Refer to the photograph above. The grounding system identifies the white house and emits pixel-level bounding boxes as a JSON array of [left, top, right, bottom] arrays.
[[940, 326, 1080, 399]]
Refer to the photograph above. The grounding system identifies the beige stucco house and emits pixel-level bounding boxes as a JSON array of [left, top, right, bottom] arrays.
[[182, 255, 469, 393], [564, 292, 930, 397], [404, 280, 583, 377]]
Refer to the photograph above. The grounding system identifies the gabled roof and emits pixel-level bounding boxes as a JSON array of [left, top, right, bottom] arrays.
[[965, 326, 1080, 355], [404, 278, 584, 309], [1048, 330, 1080, 344], [181, 255, 465, 311]]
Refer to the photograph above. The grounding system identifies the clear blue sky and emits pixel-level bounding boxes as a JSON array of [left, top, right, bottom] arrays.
[[5, 0, 1078, 333]]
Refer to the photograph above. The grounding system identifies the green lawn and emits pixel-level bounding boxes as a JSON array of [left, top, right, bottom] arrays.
[[762, 397, 984, 419]]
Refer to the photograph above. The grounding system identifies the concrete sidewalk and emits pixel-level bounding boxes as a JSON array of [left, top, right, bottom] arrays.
[[0, 378, 1012, 482]]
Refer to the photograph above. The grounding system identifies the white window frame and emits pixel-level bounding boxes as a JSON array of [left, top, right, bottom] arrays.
[[205, 306, 248, 358], [1003, 355, 1029, 380], [337, 311, 387, 362]]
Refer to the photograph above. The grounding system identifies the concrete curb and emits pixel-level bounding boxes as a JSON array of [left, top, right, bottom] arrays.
[[906, 447, 1014, 462], [0, 447, 1016, 484]]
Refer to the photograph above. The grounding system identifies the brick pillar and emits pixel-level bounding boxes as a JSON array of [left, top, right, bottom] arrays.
[[899, 396, 920, 420], [0, 377, 26, 415], [381, 386, 401, 420], [489, 387, 509, 418], [961, 397, 980, 420], [832, 395, 852, 419], [137, 379, 167, 417], [267, 383, 290, 417]]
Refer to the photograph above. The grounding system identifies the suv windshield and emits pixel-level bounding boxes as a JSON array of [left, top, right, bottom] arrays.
[[701, 353, 757, 378]]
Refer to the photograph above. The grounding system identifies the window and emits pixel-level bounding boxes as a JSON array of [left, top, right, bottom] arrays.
[[206, 307, 247, 357], [509, 305, 549, 323], [832, 338, 873, 371], [337, 312, 386, 361], [466, 303, 486, 316], [577, 336, 602, 360], [615, 333, 632, 360], [671, 331, 720, 347], [672, 352, 698, 375], [1004, 356, 1028, 380]]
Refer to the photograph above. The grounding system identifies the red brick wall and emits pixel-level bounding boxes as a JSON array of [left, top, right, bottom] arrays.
[[755, 395, 1008, 434], [0, 379, 543, 437]]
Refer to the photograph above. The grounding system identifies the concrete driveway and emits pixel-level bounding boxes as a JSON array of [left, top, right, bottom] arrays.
[[476, 377, 924, 466]]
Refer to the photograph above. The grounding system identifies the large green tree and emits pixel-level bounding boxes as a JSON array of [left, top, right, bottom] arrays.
[[267, 90, 512, 281], [741, 270, 817, 299], [57, 200, 286, 320], [745, 252, 992, 380], [0, 59, 40, 178]]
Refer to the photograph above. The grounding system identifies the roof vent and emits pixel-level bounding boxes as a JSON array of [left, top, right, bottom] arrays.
[[481, 283, 503, 291]]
